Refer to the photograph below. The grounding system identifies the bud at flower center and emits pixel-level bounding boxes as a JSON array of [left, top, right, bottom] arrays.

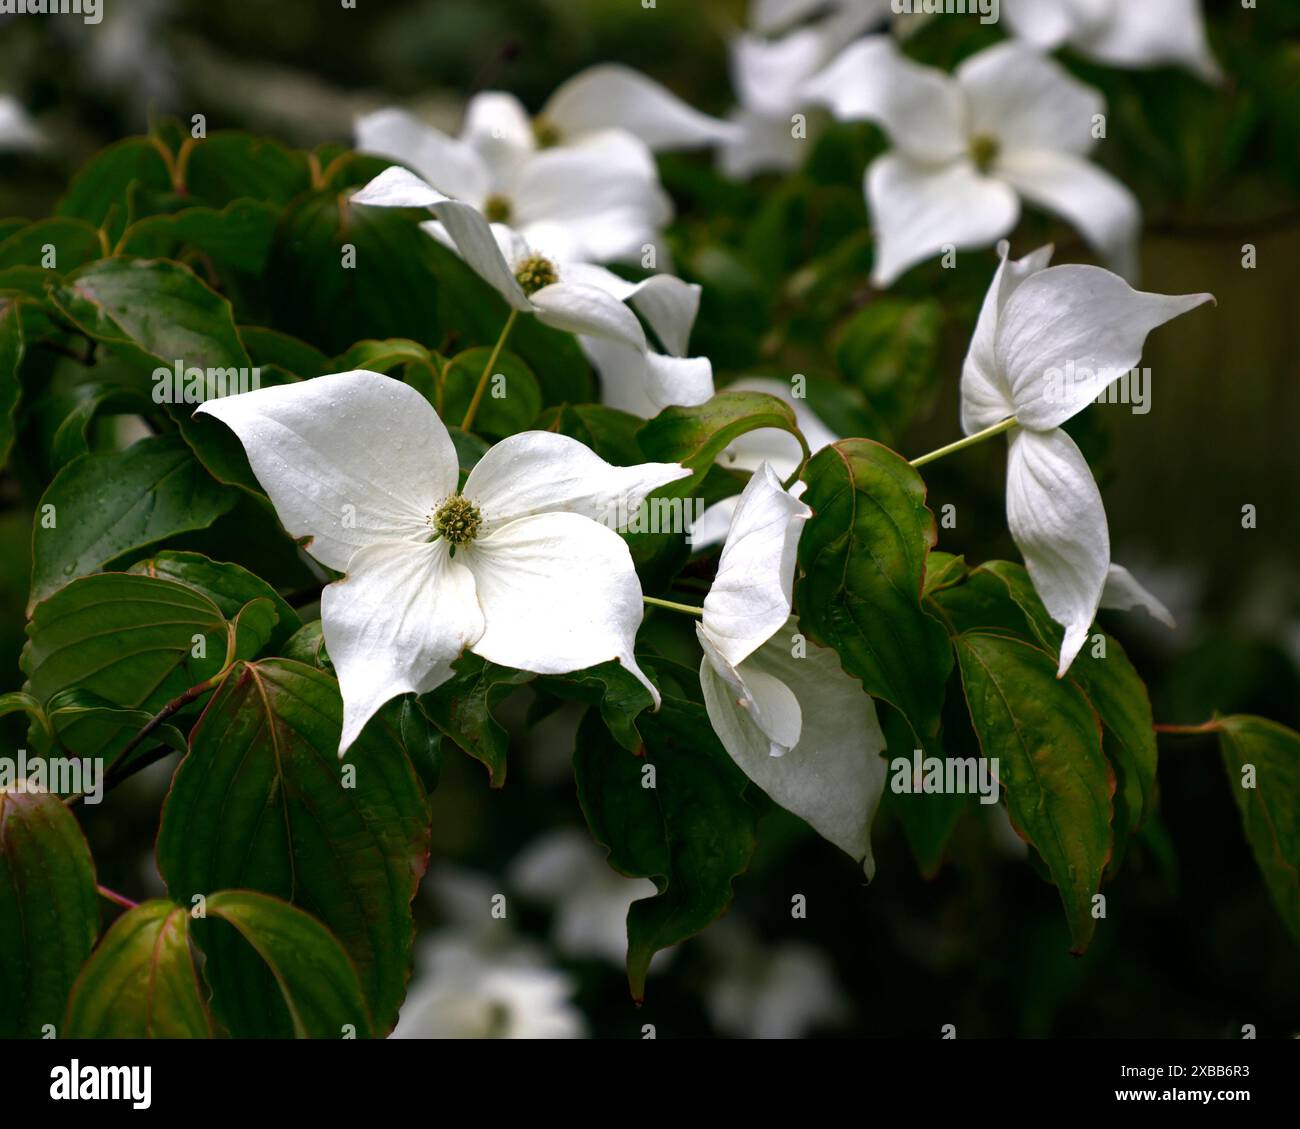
[[514, 253, 559, 296], [432, 494, 483, 546], [969, 134, 1000, 175], [532, 117, 561, 149], [483, 194, 513, 224]]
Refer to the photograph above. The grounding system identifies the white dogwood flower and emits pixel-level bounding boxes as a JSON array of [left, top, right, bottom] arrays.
[[392, 935, 586, 1039], [1003, 0, 1222, 84], [721, 3, 884, 179], [697, 462, 888, 875], [804, 38, 1141, 286], [0, 97, 41, 151], [354, 104, 670, 265], [352, 166, 711, 410], [961, 243, 1211, 674], [509, 828, 661, 968], [197, 371, 689, 754]]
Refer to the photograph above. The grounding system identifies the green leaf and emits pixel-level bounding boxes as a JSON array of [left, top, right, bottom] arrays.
[[575, 700, 757, 1000], [156, 659, 429, 1036], [0, 790, 100, 1037], [269, 192, 441, 355], [51, 256, 253, 375], [64, 901, 211, 1038], [22, 573, 268, 758], [0, 299, 23, 468], [422, 653, 536, 787], [441, 347, 542, 441], [533, 403, 646, 465], [30, 434, 239, 610], [239, 326, 328, 378], [182, 133, 312, 209], [129, 550, 301, 651], [834, 298, 943, 441], [538, 661, 655, 753], [1216, 715, 1300, 947], [203, 891, 374, 1039], [638, 390, 807, 495], [332, 337, 431, 374], [797, 439, 953, 752], [57, 137, 173, 245], [954, 631, 1113, 953], [49, 256, 263, 490], [982, 561, 1159, 843], [923, 552, 967, 597], [0, 217, 104, 274], [120, 200, 280, 274], [46, 689, 186, 774]]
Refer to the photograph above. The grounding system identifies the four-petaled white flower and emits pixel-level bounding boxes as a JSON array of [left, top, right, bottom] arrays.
[[351, 166, 714, 416], [697, 462, 888, 876], [197, 371, 689, 755], [720, 3, 885, 179], [804, 38, 1141, 286], [1003, 0, 1222, 84], [961, 242, 1211, 674], [355, 101, 670, 265]]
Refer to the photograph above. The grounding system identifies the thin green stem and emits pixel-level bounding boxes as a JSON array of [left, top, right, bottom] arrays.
[[781, 428, 814, 492], [461, 308, 519, 432], [1154, 721, 1223, 736], [643, 595, 705, 618], [909, 416, 1018, 469]]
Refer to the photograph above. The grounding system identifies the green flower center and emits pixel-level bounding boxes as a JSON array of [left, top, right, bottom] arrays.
[[432, 494, 483, 546], [532, 116, 561, 149], [514, 253, 559, 296], [969, 133, 1000, 175], [483, 193, 513, 224]]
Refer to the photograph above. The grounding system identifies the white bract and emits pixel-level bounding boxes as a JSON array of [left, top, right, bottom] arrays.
[[197, 371, 689, 755], [391, 935, 585, 1039], [535, 63, 736, 153], [355, 101, 670, 264], [1003, 0, 1222, 84], [804, 39, 1140, 286], [721, 3, 885, 179], [0, 97, 41, 151], [703, 919, 847, 1038], [352, 166, 713, 415], [509, 828, 661, 969], [697, 462, 888, 875], [961, 242, 1211, 674], [691, 377, 838, 548]]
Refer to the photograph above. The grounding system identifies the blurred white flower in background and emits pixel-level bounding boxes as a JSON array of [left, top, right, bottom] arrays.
[[0, 97, 42, 152], [1003, 0, 1222, 84], [703, 920, 848, 1038], [392, 936, 586, 1038], [805, 38, 1142, 285], [720, 3, 886, 179], [355, 97, 671, 265], [509, 827, 662, 969]]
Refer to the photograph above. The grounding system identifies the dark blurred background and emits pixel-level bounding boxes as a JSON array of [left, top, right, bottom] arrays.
[[1, 0, 1296, 1037]]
